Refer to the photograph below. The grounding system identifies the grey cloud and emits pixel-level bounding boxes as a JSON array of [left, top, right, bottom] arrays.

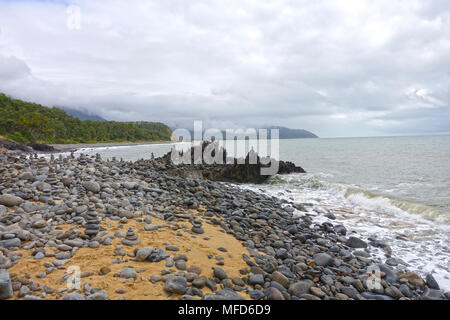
[[0, 0, 449, 137], [0, 55, 31, 81]]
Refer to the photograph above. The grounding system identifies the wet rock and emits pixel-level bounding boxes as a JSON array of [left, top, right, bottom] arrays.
[[421, 288, 446, 300], [399, 272, 425, 288], [346, 237, 368, 249], [425, 274, 440, 290], [399, 284, 412, 298], [385, 286, 403, 299], [378, 264, 399, 284]]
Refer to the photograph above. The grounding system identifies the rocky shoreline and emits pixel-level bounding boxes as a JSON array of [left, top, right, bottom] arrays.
[[0, 150, 449, 300]]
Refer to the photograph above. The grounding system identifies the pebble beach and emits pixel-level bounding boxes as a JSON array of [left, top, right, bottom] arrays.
[[0, 149, 449, 300]]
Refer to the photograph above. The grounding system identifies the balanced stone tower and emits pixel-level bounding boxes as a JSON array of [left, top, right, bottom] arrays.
[[122, 228, 141, 246], [84, 209, 100, 239]]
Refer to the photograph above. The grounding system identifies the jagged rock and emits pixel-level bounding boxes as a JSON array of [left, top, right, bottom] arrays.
[[161, 141, 306, 183]]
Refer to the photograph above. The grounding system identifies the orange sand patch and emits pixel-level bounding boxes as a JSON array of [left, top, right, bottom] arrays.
[[8, 210, 256, 300]]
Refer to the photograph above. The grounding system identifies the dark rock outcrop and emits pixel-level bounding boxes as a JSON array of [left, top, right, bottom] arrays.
[[0, 139, 58, 153], [0, 140, 32, 152], [28, 143, 57, 152], [158, 141, 305, 184]]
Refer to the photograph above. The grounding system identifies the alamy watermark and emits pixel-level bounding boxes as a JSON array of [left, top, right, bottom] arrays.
[[67, 5, 81, 30], [66, 265, 81, 290], [170, 121, 280, 175], [366, 265, 382, 290]]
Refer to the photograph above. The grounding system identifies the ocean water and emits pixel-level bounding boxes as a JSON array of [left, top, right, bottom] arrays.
[[54, 134, 450, 291]]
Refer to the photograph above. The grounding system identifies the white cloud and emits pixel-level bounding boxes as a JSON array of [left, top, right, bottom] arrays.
[[0, 0, 449, 137]]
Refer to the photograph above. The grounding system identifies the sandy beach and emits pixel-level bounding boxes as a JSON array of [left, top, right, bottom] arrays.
[[50, 141, 173, 153]]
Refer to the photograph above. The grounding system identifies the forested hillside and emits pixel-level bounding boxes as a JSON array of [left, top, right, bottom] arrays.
[[0, 93, 172, 144]]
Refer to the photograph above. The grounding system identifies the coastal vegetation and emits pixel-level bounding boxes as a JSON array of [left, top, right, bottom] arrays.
[[0, 93, 172, 144]]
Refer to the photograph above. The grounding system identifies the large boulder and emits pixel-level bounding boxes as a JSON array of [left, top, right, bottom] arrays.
[[82, 181, 101, 193], [288, 280, 313, 297], [0, 194, 24, 207], [0, 238, 21, 249], [164, 276, 187, 295], [346, 236, 368, 249], [135, 247, 154, 262]]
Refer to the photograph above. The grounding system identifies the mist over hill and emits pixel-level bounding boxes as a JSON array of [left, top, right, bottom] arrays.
[[61, 107, 106, 122]]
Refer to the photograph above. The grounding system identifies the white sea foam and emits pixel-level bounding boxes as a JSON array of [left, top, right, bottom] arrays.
[[240, 173, 450, 292]]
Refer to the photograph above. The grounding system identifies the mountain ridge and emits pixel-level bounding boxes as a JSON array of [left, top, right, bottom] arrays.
[[172, 126, 318, 140]]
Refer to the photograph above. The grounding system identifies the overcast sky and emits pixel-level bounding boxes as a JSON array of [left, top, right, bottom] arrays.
[[1, 0, 449, 137]]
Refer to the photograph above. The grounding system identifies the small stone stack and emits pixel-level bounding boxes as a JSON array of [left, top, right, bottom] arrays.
[[78, 154, 87, 166], [191, 220, 204, 234], [122, 228, 141, 246], [39, 187, 52, 203], [37, 157, 48, 169], [46, 167, 58, 185], [84, 209, 100, 239]]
